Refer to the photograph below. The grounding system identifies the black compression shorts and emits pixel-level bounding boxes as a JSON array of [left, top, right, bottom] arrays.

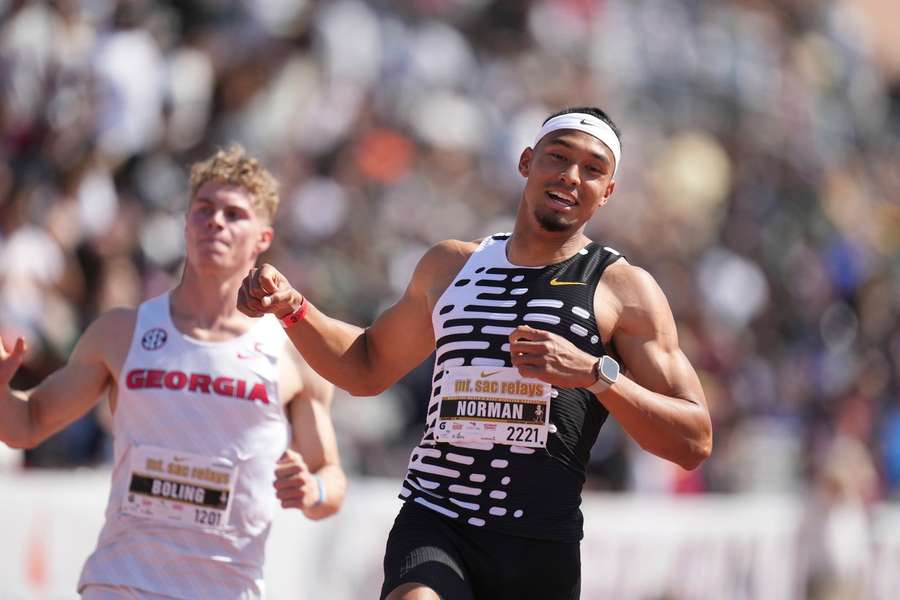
[[380, 501, 581, 600]]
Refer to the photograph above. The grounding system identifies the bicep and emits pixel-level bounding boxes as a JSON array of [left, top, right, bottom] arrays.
[[28, 321, 115, 439], [288, 369, 339, 472], [361, 243, 459, 388], [611, 272, 705, 404], [615, 331, 703, 403], [363, 289, 435, 384]]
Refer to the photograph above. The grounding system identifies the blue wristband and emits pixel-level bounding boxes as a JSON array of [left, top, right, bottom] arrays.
[[312, 474, 326, 507]]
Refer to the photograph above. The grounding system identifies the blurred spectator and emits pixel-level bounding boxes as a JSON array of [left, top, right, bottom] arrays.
[[801, 393, 879, 599]]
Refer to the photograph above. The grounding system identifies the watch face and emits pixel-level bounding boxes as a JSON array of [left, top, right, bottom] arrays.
[[600, 355, 620, 383]]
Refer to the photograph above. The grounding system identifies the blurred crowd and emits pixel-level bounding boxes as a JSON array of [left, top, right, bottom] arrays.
[[1, 0, 899, 503]]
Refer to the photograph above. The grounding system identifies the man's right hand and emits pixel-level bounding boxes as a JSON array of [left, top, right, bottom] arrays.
[[0, 335, 26, 389], [238, 263, 303, 319]]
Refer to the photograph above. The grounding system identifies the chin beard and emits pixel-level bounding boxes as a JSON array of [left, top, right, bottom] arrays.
[[534, 209, 574, 232]]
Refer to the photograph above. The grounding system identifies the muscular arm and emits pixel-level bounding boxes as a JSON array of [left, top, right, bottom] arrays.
[[0, 309, 130, 449], [284, 356, 346, 520], [597, 264, 711, 470], [508, 263, 711, 470], [240, 240, 472, 396], [283, 289, 433, 396]]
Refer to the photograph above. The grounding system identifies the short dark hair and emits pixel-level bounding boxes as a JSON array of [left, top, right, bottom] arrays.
[[542, 106, 622, 148]]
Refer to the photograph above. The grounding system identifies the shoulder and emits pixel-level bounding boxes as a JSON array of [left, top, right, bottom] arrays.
[[599, 261, 676, 334], [73, 307, 139, 368], [601, 261, 663, 303], [80, 307, 138, 346], [420, 239, 481, 266], [278, 338, 334, 406], [409, 238, 481, 291]]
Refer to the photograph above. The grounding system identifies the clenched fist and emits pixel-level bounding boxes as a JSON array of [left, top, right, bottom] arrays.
[[508, 325, 596, 388], [273, 449, 321, 511], [238, 264, 303, 319]]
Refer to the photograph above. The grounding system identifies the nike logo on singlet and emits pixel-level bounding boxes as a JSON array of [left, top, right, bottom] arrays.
[[480, 370, 502, 378], [549, 278, 587, 286]]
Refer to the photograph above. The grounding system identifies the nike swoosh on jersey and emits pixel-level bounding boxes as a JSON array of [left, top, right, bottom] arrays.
[[480, 370, 502, 378], [549, 278, 587, 286]]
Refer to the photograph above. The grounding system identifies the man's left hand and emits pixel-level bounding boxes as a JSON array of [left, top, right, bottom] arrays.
[[273, 449, 319, 510]]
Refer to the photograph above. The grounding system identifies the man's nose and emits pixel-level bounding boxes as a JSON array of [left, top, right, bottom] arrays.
[[559, 162, 580, 186], [207, 210, 225, 229]]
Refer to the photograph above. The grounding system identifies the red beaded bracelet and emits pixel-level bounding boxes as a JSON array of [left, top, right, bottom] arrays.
[[280, 298, 309, 329]]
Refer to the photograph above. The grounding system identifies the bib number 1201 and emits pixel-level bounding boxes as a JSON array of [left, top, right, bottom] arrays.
[[194, 509, 222, 526], [506, 426, 539, 443]]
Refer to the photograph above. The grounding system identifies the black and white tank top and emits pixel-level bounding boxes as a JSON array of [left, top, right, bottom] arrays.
[[399, 233, 623, 542]]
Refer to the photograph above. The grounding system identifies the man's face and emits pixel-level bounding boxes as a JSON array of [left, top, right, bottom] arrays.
[[184, 181, 272, 275], [518, 129, 617, 233]]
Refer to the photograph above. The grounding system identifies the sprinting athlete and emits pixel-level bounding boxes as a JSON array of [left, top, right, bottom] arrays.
[[238, 107, 712, 600], [0, 145, 346, 599]]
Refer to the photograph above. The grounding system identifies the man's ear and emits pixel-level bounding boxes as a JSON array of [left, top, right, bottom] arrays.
[[518, 147, 534, 178], [257, 227, 274, 255], [598, 180, 616, 207]]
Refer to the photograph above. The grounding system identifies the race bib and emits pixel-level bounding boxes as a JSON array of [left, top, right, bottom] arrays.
[[121, 445, 238, 530], [435, 366, 551, 448]]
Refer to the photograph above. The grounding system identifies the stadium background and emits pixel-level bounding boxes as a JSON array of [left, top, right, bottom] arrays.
[[1, 0, 899, 597]]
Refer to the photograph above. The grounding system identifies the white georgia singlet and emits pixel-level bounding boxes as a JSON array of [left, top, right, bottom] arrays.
[[78, 292, 290, 599]]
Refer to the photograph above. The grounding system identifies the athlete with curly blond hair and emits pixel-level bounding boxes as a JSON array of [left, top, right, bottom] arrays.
[[0, 145, 346, 599]]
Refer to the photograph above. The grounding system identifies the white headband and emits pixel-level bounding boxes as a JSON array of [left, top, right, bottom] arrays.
[[533, 112, 621, 176]]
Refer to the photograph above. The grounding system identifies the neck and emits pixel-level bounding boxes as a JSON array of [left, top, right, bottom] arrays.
[[507, 208, 591, 267], [170, 264, 250, 330]]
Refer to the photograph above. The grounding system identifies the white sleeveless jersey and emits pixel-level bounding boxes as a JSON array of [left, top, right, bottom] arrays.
[[79, 292, 291, 599]]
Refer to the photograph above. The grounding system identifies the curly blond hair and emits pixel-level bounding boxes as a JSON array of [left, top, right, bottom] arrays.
[[189, 145, 279, 222]]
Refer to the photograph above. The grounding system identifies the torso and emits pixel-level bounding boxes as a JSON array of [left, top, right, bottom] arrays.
[[79, 292, 293, 598], [399, 233, 624, 542]]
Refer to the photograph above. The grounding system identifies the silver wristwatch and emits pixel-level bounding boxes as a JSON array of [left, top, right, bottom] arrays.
[[587, 355, 620, 394]]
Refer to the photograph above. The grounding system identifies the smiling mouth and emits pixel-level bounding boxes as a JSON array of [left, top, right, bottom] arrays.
[[545, 190, 577, 209]]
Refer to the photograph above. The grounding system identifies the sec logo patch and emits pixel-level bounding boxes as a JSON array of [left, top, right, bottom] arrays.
[[141, 328, 168, 351]]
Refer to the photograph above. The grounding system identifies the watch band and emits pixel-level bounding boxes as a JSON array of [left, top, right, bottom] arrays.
[[587, 375, 612, 395], [587, 355, 618, 395]]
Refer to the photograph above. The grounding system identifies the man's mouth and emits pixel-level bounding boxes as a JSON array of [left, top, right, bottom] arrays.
[[545, 190, 577, 209]]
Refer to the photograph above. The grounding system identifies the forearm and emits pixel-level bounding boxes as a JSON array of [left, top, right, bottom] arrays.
[[283, 304, 383, 395], [302, 463, 347, 520], [595, 376, 712, 470], [0, 388, 36, 449]]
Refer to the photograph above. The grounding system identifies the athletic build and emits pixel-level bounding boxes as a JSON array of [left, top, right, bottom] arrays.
[[0, 146, 346, 599], [238, 108, 712, 599]]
